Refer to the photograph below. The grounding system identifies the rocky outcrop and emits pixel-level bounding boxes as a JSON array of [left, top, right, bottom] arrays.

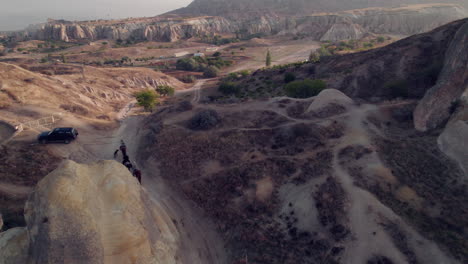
[[413, 18, 468, 131], [438, 121, 468, 176], [17, 4, 468, 42], [0, 160, 182, 264], [28, 17, 236, 42]]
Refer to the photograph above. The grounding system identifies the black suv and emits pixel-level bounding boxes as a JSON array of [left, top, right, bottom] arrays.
[[38, 127, 79, 144]]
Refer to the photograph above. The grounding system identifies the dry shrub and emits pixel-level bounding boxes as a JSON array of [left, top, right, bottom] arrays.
[[60, 104, 89, 115], [188, 109, 221, 130]]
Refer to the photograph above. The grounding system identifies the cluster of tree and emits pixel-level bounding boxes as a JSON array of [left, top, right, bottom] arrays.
[[135, 56, 156, 62], [226, 70, 251, 81], [134, 85, 175, 111], [176, 56, 232, 77], [178, 75, 196, 83], [102, 56, 132, 66]]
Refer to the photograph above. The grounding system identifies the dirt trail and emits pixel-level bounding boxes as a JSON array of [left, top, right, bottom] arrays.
[[0, 182, 32, 198], [76, 104, 227, 263], [333, 104, 458, 264]]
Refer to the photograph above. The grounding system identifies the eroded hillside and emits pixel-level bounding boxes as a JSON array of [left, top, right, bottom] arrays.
[[8, 4, 468, 42], [138, 89, 466, 263]]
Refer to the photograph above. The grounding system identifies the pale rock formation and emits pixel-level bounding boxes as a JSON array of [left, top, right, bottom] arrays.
[[307, 89, 354, 113], [413, 19, 468, 131], [0, 160, 182, 264], [0, 227, 28, 264], [14, 4, 467, 43]]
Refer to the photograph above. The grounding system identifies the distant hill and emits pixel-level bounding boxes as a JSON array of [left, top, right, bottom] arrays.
[[174, 0, 468, 16]]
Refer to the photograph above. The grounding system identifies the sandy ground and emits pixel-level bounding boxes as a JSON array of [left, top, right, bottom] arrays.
[[37, 79, 228, 263], [228, 40, 320, 72], [329, 103, 457, 264]]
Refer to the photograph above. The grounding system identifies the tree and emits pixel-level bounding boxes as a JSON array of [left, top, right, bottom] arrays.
[[176, 58, 199, 71], [61, 54, 66, 63], [134, 89, 159, 111], [156, 85, 175, 97], [284, 79, 326, 98], [203, 66, 219, 78], [309, 51, 320, 63], [266, 49, 272, 67], [213, 51, 221, 57]]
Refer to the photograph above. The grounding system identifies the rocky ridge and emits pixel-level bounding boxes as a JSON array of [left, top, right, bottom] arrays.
[[176, 0, 468, 15], [15, 4, 468, 42], [229, 18, 468, 131]]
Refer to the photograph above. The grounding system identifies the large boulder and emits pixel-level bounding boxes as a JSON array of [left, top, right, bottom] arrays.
[[413, 19, 468, 131], [0, 160, 181, 264], [0, 227, 28, 264]]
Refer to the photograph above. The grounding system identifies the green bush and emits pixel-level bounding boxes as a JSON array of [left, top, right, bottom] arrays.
[[239, 70, 250, 77], [179, 75, 196, 83], [135, 89, 159, 111], [363, 42, 374, 48], [156, 85, 175, 97], [377, 36, 385, 43], [284, 72, 296, 83], [309, 51, 320, 63], [284, 79, 326, 98], [176, 58, 199, 71], [213, 52, 221, 57], [384, 79, 409, 98], [317, 45, 332, 57], [203, 66, 220, 78], [219, 81, 240, 95]]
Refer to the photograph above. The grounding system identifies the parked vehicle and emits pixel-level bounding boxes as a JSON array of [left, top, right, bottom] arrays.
[[38, 127, 79, 144]]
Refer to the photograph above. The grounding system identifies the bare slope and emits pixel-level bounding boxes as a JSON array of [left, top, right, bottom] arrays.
[[138, 90, 466, 263], [0, 62, 186, 122]]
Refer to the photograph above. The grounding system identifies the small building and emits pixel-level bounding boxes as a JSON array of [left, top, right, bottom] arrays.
[[174, 51, 190, 58], [194, 53, 205, 57]]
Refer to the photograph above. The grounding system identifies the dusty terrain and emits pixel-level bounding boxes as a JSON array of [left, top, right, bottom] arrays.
[[0, 12, 466, 264], [137, 88, 466, 263]]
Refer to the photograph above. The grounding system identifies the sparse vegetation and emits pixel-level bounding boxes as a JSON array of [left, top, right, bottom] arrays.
[[284, 72, 296, 83], [178, 75, 196, 83], [155, 85, 175, 97], [188, 109, 221, 130], [203, 66, 220, 78], [218, 81, 240, 96], [284, 79, 326, 98], [134, 89, 159, 111], [176, 56, 232, 73], [309, 51, 320, 63]]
